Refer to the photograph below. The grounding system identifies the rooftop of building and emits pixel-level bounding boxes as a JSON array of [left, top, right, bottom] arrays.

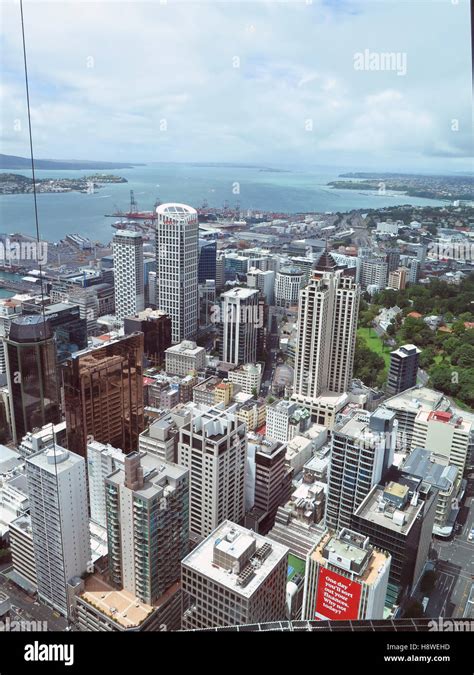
[[221, 287, 259, 299], [156, 202, 197, 216], [310, 529, 389, 585], [255, 439, 286, 457], [71, 331, 141, 358], [383, 386, 447, 414], [193, 376, 222, 392], [416, 409, 472, 433], [303, 451, 330, 474], [113, 229, 143, 240], [229, 362, 262, 375], [402, 447, 458, 492], [165, 340, 204, 356], [182, 521, 288, 599], [106, 452, 187, 500], [10, 513, 32, 536], [390, 344, 421, 358], [0, 445, 22, 474], [186, 406, 242, 439], [354, 482, 429, 536], [125, 308, 169, 322], [80, 573, 180, 629], [286, 435, 312, 455], [267, 399, 298, 413], [26, 445, 84, 475]]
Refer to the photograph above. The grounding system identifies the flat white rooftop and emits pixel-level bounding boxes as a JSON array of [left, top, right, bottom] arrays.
[[182, 520, 288, 599]]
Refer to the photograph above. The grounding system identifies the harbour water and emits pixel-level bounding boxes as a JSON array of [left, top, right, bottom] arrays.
[[0, 163, 449, 245]]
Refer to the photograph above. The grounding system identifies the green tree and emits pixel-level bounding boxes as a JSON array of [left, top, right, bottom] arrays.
[[452, 320, 466, 336], [419, 347, 436, 369], [451, 344, 474, 369]]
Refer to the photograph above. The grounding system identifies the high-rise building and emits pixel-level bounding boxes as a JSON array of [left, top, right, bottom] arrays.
[[9, 514, 37, 590], [155, 203, 198, 343], [63, 332, 144, 456], [302, 528, 391, 621], [359, 258, 388, 290], [86, 440, 125, 528], [245, 439, 292, 535], [22, 301, 88, 364], [178, 407, 247, 538], [411, 409, 471, 476], [401, 447, 459, 537], [292, 262, 360, 424], [147, 271, 156, 308], [265, 400, 310, 443], [325, 409, 397, 532], [387, 267, 408, 291], [198, 238, 217, 283], [274, 267, 303, 308], [247, 267, 275, 305], [0, 297, 22, 374], [124, 308, 172, 368], [165, 340, 206, 376], [138, 414, 178, 463], [386, 344, 421, 396], [5, 316, 60, 445], [223, 252, 251, 282], [352, 480, 437, 602], [385, 249, 401, 273], [112, 231, 145, 321], [219, 287, 260, 365], [106, 451, 189, 604], [181, 521, 288, 629], [18, 421, 67, 458], [26, 445, 91, 616]]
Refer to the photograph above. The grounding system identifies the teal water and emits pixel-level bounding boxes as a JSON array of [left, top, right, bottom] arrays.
[[0, 271, 28, 299], [0, 163, 449, 245]]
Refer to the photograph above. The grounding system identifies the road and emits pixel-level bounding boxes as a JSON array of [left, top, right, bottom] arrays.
[[426, 474, 474, 618], [0, 565, 68, 631]]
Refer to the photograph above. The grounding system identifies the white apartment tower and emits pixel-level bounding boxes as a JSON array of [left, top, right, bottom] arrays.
[[26, 446, 91, 616], [178, 407, 247, 538], [292, 260, 360, 416], [86, 440, 125, 528], [274, 267, 304, 308], [113, 230, 145, 321], [155, 203, 199, 343]]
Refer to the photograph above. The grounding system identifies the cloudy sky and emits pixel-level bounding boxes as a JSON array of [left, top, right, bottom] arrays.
[[1, 0, 472, 171]]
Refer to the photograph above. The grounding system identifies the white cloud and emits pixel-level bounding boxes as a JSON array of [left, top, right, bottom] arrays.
[[0, 0, 471, 170]]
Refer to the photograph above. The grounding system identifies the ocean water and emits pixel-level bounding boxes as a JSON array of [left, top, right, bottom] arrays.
[[0, 163, 448, 245]]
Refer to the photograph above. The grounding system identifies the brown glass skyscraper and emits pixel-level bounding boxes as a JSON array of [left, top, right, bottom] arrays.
[[63, 332, 144, 456], [5, 315, 60, 445]]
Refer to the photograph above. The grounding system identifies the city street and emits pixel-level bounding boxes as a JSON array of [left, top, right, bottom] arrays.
[[0, 566, 68, 631], [427, 475, 474, 618]]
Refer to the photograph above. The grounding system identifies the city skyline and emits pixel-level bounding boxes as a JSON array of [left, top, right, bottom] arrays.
[[0, 0, 473, 658]]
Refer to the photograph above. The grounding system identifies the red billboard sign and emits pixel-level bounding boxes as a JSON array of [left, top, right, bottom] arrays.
[[315, 567, 362, 621]]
